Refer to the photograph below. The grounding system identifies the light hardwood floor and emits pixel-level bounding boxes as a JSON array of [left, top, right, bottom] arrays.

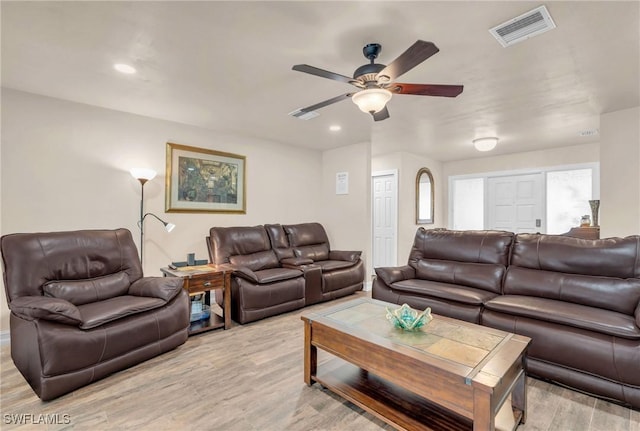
[[1, 292, 639, 431]]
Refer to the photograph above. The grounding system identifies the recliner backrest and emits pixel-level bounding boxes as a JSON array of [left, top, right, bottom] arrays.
[[208, 225, 279, 271], [264, 224, 294, 260], [283, 223, 330, 261], [506, 234, 640, 314], [1, 228, 142, 302]]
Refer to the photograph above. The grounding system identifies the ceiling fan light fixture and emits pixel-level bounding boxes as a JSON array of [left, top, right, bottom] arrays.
[[473, 137, 498, 152], [352, 88, 392, 114]]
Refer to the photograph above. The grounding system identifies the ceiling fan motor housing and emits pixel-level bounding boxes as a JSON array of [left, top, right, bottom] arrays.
[[353, 63, 385, 82]]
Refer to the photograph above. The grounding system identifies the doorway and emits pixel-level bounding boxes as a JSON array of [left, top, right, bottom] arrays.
[[487, 173, 544, 233], [372, 170, 398, 269]]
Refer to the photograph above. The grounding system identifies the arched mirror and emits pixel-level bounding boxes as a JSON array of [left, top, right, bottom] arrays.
[[416, 168, 434, 224]]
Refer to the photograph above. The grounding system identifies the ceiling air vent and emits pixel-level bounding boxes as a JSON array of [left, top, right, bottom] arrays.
[[288, 109, 319, 120], [490, 5, 556, 47]]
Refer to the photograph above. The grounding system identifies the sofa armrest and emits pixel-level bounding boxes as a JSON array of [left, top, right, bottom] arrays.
[[375, 265, 416, 286], [10, 296, 82, 326], [129, 277, 183, 302], [281, 257, 314, 268], [329, 250, 362, 262], [233, 266, 259, 283]]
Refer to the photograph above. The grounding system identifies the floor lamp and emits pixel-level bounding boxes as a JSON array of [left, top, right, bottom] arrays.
[[130, 168, 176, 265]]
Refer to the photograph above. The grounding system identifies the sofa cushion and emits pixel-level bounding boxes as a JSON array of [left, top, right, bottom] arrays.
[[415, 259, 505, 294], [77, 296, 166, 329], [390, 279, 497, 305], [229, 250, 279, 271], [294, 243, 330, 261], [511, 234, 640, 278], [484, 295, 640, 339], [504, 266, 640, 315], [128, 277, 183, 302], [253, 268, 302, 284], [43, 272, 131, 306], [409, 228, 514, 266]]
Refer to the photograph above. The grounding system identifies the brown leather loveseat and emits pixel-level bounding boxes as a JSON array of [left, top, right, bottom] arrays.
[[1, 228, 190, 401], [208, 222, 364, 324], [373, 228, 640, 408]]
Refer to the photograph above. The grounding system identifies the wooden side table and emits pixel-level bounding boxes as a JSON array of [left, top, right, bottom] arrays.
[[160, 264, 232, 335]]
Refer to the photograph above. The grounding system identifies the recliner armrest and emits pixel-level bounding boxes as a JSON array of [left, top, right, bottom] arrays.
[[10, 296, 82, 326], [129, 277, 183, 302], [329, 250, 362, 262], [375, 265, 416, 286], [281, 257, 314, 268], [233, 266, 259, 283]]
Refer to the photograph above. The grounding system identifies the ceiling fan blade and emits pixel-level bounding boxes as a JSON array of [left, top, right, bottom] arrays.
[[388, 83, 463, 97], [299, 93, 353, 113], [292, 64, 356, 85], [377, 40, 440, 83], [372, 106, 390, 121]]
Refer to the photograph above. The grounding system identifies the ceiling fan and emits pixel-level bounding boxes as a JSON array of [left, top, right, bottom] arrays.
[[292, 40, 463, 121]]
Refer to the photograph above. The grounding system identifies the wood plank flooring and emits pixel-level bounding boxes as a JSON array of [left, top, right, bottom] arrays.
[[1, 291, 638, 431]]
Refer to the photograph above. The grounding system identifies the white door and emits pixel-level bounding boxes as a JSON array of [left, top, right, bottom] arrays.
[[372, 171, 398, 268], [487, 173, 544, 233]]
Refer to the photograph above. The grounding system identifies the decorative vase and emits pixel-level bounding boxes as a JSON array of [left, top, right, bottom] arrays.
[[589, 199, 600, 227]]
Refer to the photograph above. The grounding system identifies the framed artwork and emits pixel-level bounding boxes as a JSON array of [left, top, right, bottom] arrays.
[[165, 142, 246, 213]]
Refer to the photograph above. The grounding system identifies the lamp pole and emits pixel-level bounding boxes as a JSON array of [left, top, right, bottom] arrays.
[[137, 177, 149, 265]]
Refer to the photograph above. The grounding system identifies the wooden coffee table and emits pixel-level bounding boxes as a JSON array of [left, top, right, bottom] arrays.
[[301, 298, 530, 431]]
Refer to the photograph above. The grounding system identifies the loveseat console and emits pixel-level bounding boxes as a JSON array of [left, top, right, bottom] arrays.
[[208, 222, 364, 324]]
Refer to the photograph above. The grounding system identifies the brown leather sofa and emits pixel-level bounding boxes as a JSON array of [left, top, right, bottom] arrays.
[[373, 228, 640, 408], [1, 228, 190, 401], [208, 223, 364, 324]]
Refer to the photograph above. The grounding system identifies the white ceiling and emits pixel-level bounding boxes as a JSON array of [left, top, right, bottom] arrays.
[[2, 1, 639, 161]]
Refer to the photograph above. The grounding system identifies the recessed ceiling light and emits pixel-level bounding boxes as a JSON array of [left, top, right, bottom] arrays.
[[114, 63, 136, 74], [329, 125, 342, 132]]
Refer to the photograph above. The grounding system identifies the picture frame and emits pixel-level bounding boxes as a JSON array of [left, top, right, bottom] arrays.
[[165, 142, 246, 213]]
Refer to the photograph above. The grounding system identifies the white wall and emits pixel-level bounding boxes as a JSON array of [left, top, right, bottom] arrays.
[[0, 89, 323, 331], [320, 142, 371, 284], [372, 152, 444, 265], [600, 107, 640, 237]]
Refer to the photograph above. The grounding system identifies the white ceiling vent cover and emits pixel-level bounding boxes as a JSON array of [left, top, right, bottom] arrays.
[[490, 5, 556, 47], [288, 109, 320, 120]]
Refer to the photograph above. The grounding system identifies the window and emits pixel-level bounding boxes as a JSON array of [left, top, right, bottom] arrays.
[[451, 177, 484, 230], [546, 169, 594, 234]]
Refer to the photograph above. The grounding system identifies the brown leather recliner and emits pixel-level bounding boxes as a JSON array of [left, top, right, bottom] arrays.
[[1, 228, 190, 401]]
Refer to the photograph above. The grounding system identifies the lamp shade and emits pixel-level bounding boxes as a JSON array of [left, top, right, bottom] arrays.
[[165, 222, 176, 233], [130, 168, 157, 181], [473, 137, 498, 152], [352, 88, 392, 114]]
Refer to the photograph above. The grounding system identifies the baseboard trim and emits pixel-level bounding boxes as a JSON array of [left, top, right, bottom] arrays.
[[0, 330, 10, 346], [364, 281, 372, 291]]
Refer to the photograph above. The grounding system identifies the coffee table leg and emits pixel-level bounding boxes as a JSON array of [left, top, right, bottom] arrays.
[[304, 320, 317, 386], [512, 371, 527, 424], [472, 390, 492, 431]]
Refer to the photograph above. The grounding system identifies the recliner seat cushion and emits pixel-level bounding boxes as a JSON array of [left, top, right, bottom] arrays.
[[251, 268, 302, 284], [390, 279, 497, 305], [484, 295, 640, 339], [43, 272, 131, 305], [77, 296, 165, 329]]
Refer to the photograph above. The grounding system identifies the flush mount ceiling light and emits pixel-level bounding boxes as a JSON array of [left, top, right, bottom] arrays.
[[352, 88, 393, 114], [329, 125, 342, 132], [114, 63, 136, 74], [473, 137, 498, 152]]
